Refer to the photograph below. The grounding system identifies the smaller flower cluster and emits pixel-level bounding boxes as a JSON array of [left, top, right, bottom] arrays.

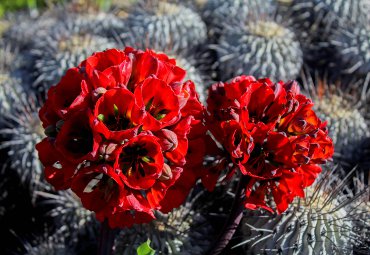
[[36, 48, 204, 228], [206, 76, 334, 213]]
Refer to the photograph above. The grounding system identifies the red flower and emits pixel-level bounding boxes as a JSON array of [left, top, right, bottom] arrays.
[[36, 47, 205, 228], [81, 48, 132, 89], [135, 77, 180, 131], [48, 68, 90, 118], [279, 95, 320, 135], [93, 87, 144, 141], [221, 120, 253, 164], [206, 76, 334, 214], [71, 164, 124, 215], [36, 138, 76, 190], [162, 116, 192, 166], [54, 110, 100, 163], [39, 95, 60, 129], [114, 135, 164, 190], [125, 47, 186, 90]]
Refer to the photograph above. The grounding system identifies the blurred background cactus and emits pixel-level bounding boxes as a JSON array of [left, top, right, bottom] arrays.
[[0, 0, 369, 254]]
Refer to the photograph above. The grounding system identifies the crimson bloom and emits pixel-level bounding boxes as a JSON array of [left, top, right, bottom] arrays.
[[36, 47, 205, 228], [206, 76, 334, 213]]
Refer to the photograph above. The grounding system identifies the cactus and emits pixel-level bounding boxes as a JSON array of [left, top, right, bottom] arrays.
[[0, 91, 45, 188], [202, 0, 274, 39], [300, 71, 370, 169], [214, 19, 303, 81], [330, 23, 370, 77], [34, 186, 97, 241], [0, 45, 25, 115], [14, 229, 73, 255], [286, 0, 369, 70], [3, 10, 58, 50], [120, 0, 207, 54], [0, 1, 369, 254], [114, 189, 218, 255], [28, 20, 117, 93], [237, 166, 369, 254]]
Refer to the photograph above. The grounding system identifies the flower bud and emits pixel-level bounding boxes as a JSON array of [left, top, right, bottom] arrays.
[[156, 129, 178, 151], [55, 120, 64, 132], [159, 163, 173, 181], [92, 87, 107, 102], [99, 142, 119, 162], [44, 125, 57, 137]]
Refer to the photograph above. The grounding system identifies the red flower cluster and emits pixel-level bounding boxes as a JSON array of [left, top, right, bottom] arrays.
[[36, 48, 204, 228], [206, 76, 334, 213]]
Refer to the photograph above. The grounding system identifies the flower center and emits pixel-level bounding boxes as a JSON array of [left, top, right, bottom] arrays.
[[119, 145, 153, 178], [145, 97, 169, 120], [66, 128, 93, 156]]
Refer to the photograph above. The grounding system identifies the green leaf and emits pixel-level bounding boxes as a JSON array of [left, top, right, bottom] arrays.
[[136, 239, 156, 255]]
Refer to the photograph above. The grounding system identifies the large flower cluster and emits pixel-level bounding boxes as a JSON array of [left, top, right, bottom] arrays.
[[36, 48, 204, 228], [206, 76, 334, 213]]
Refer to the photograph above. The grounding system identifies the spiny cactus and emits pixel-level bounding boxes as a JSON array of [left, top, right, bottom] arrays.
[[300, 71, 370, 169], [66, 12, 125, 39], [286, 0, 369, 69], [28, 20, 116, 93], [114, 189, 216, 255], [0, 45, 25, 115], [354, 200, 370, 254], [120, 0, 207, 54], [14, 228, 73, 255], [0, 165, 11, 218], [171, 47, 216, 103], [286, 0, 369, 41], [214, 18, 302, 81], [0, 91, 45, 188], [3, 10, 59, 50], [330, 23, 370, 77], [175, 55, 206, 102], [237, 166, 369, 255], [202, 0, 275, 39], [34, 185, 97, 243]]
